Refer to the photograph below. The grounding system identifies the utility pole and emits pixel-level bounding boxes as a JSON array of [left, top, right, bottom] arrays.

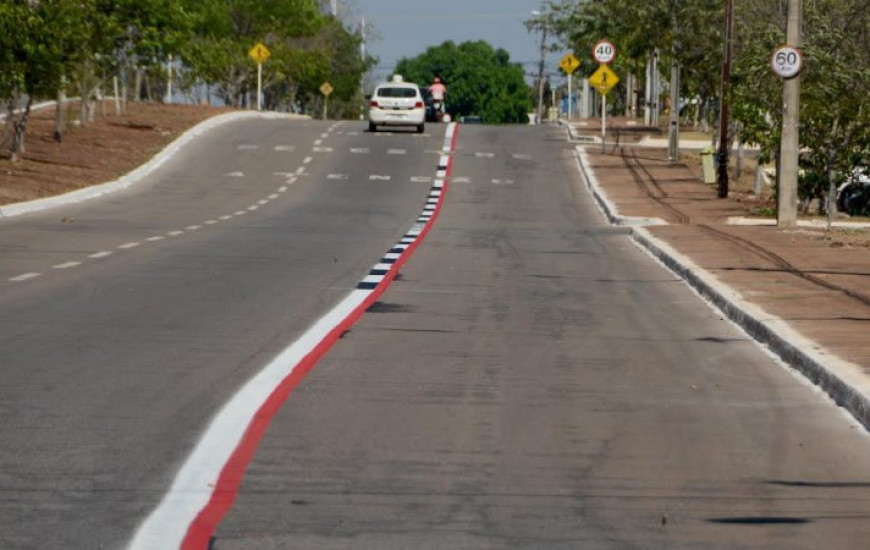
[[716, 0, 734, 198], [667, 4, 681, 162], [536, 23, 548, 124], [778, 0, 801, 227]]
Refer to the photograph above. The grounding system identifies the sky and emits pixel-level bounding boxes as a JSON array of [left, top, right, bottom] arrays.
[[346, 0, 561, 84]]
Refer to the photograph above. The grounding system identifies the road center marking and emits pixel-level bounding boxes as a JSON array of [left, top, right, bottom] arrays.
[[126, 122, 461, 550]]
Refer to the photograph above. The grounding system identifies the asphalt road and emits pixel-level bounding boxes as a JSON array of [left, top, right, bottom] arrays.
[[1, 119, 870, 550]]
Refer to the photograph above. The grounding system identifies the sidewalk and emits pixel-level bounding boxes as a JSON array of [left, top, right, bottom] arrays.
[[566, 120, 870, 431]]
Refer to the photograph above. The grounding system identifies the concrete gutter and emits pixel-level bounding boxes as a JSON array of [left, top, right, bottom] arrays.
[[574, 145, 870, 432], [0, 111, 308, 219]]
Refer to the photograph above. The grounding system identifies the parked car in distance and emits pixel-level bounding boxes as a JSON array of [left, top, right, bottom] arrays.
[[368, 75, 425, 134], [837, 166, 870, 217]]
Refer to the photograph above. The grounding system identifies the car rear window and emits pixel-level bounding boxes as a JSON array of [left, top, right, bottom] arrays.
[[376, 87, 418, 98]]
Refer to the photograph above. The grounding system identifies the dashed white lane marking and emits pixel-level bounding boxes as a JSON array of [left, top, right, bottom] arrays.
[[350, 148, 370, 154], [10, 273, 41, 282], [492, 179, 514, 185], [453, 176, 472, 184], [369, 175, 392, 181], [314, 139, 323, 146], [388, 149, 407, 155], [327, 174, 350, 180], [274, 172, 296, 177], [512, 153, 533, 160], [8, 132, 327, 287], [220, 215, 233, 221], [320, 133, 329, 138], [475, 152, 495, 158], [410, 176, 432, 182]]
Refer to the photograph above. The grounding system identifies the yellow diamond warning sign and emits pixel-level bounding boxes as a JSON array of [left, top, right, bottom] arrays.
[[249, 42, 270, 65], [559, 53, 580, 75], [589, 64, 619, 95]]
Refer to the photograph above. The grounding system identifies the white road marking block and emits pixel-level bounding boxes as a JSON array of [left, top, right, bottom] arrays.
[[10, 273, 41, 282]]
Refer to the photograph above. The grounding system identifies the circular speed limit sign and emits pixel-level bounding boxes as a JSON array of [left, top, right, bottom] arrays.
[[771, 45, 802, 79], [593, 40, 616, 64]]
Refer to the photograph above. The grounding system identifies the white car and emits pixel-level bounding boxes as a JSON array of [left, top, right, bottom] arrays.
[[368, 75, 425, 134]]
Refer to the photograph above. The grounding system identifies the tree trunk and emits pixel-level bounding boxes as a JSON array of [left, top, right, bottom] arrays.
[[10, 96, 33, 162], [54, 82, 66, 142], [134, 67, 143, 102], [80, 85, 90, 126]]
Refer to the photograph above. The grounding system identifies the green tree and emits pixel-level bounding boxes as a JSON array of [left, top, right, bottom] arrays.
[[395, 40, 532, 124], [0, 0, 95, 160], [731, 0, 870, 212]]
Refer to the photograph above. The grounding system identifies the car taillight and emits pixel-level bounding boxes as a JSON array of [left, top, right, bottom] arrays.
[[370, 100, 379, 108], [415, 101, 424, 108]]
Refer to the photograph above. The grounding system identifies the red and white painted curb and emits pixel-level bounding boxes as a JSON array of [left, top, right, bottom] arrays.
[[127, 122, 459, 550]]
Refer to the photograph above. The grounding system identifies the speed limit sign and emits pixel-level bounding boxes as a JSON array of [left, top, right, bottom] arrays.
[[771, 45, 802, 79], [593, 40, 616, 64]]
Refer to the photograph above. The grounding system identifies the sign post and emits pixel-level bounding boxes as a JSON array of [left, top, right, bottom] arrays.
[[248, 42, 271, 110], [588, 64, 619, 153], [559, 54, 580, 120], [319, 82, 334, 120], [591, 40, 618, 153]]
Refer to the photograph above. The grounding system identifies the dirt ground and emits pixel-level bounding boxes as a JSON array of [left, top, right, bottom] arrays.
[[0, 101, 232, 205]]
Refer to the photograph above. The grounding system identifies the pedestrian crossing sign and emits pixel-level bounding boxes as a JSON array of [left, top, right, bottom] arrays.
[[589, 64, 619, 95]]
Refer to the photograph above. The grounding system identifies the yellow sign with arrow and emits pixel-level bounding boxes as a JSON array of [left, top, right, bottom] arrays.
[[589, 64, 619, 95], [559, 53, 581, 75], [249, 42, 270, 65]]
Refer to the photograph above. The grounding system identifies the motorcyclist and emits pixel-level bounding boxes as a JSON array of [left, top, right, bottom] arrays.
[[428, 77, 447, 118]]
